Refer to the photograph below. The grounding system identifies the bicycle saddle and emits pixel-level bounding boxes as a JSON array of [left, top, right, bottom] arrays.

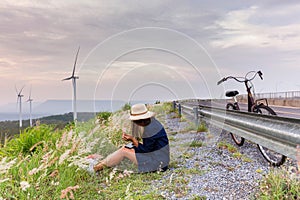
[[225, 90, 239, 97]]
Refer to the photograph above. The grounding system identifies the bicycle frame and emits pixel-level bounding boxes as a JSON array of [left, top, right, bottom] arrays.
[[245, 80, 255, 112]]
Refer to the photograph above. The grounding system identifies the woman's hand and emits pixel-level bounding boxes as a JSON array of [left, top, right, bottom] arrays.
[[122, 133, 133, 141], [122, 133, 139, 147]]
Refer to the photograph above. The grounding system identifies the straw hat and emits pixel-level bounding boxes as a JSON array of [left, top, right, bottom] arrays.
[[129, 104, 155, 120]]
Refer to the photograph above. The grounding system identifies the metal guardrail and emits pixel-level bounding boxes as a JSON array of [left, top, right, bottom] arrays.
[[176, 102, 300, 160]]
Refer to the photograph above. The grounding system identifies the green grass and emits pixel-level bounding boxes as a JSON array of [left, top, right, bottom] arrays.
[[217, 141, 252, 162], [190, 140, 204, 148], [197, 122, 208, 132], [217, 141, 237, 153], [256, 168, 300, 199]]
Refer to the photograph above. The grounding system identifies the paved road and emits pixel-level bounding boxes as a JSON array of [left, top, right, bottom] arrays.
[[270, 105, 300, 119]]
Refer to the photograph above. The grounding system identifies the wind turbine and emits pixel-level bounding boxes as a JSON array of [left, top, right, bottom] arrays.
[[15, 85, 25, 128], [62, 47, 80, 122], [27, 86, 33, 127]]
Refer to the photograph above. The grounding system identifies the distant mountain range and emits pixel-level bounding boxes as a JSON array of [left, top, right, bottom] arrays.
[[34, 99, 127, 114], [0, 99, 153, 121]]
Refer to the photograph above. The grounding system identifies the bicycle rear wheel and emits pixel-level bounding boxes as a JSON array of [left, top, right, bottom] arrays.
[[252, 105, 287, 166], [226, 103, 245, 146]]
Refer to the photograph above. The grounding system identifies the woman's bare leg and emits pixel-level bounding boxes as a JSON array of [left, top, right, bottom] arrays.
[[101, 147, 137, 167]]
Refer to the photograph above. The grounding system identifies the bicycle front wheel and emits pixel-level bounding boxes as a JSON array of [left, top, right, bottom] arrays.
[[226, 103, 245, 146], [252, 105, 287, 166]]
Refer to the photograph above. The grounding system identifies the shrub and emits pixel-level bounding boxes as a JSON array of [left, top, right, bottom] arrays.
[[122, 103, 131, 111], [0, 124, 61, 157], [97, 112, 112, 125], [162, 102, 175, 113]]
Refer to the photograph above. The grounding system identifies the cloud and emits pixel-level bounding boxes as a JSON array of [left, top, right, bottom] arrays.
[[209, 3, 300, 50], [0, 1, 300, 105]]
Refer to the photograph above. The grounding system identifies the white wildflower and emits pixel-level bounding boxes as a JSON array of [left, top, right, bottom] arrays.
[[78, 131, 85, 138], [56, 131, 67, 149], [66, 130, 73, 146], [0, 178, 9, 183], [59, 149, 71, 164], [109, 168, 118, 181], [123, 169, 134, 176], [0, 157, 17, 174], [42, 150, 53, 163], [28, 168, 39, 176], [51, 180, 59, 186], [169, 173, 174, 184], [20, 181, 30, 191], [78, 138, 100, 155], [68, 156, 85, 168], [125, 183, 132, 196], [89, 125, 100, 135]]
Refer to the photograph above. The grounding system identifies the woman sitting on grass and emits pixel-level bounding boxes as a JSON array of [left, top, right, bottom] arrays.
[[91, 103, 170, 173]]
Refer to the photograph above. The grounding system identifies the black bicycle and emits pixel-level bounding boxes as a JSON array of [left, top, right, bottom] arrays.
[[217, 70, 286, 166]]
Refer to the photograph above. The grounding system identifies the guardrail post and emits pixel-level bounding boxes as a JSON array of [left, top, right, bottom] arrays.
[[178, 103, 182, 117], [297, 145, 300, 175], [193, 106, 199, 126], [172, 101, 176, 111]]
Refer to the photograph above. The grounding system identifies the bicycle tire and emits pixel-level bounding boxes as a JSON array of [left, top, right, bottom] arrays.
[[226, 103, 245, 146], [252, 104, 287, 166]]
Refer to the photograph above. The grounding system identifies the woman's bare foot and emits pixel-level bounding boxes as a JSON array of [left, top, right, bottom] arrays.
[[93, 162, 105, 172]]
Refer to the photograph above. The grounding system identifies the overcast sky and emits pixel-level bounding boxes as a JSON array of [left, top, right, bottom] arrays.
[[1, 0, 300, 106]]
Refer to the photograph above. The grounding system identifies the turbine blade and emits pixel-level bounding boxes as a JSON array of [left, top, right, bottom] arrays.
[[19, 85, 25, 95], [72, 46, 80, 77], [62, 77, 72, 81], [15, 85, 18, 95]]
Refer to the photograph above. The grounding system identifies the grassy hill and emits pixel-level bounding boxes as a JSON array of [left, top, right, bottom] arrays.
[[0, 103, 171, 199]]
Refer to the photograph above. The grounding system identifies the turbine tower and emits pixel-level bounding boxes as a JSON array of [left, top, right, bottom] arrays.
[[15, 85, 25, 128], [62, 47, 80, 122], [27, 86, 33, 127]]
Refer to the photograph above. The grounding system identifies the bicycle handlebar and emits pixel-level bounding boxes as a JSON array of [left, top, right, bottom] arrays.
[[258, 70, 263, 80], [217, 77, 226, 85], [217, 70, 263, 85]]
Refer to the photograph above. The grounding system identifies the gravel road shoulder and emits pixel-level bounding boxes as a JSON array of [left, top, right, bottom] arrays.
[[151, 113, 297, 199]]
